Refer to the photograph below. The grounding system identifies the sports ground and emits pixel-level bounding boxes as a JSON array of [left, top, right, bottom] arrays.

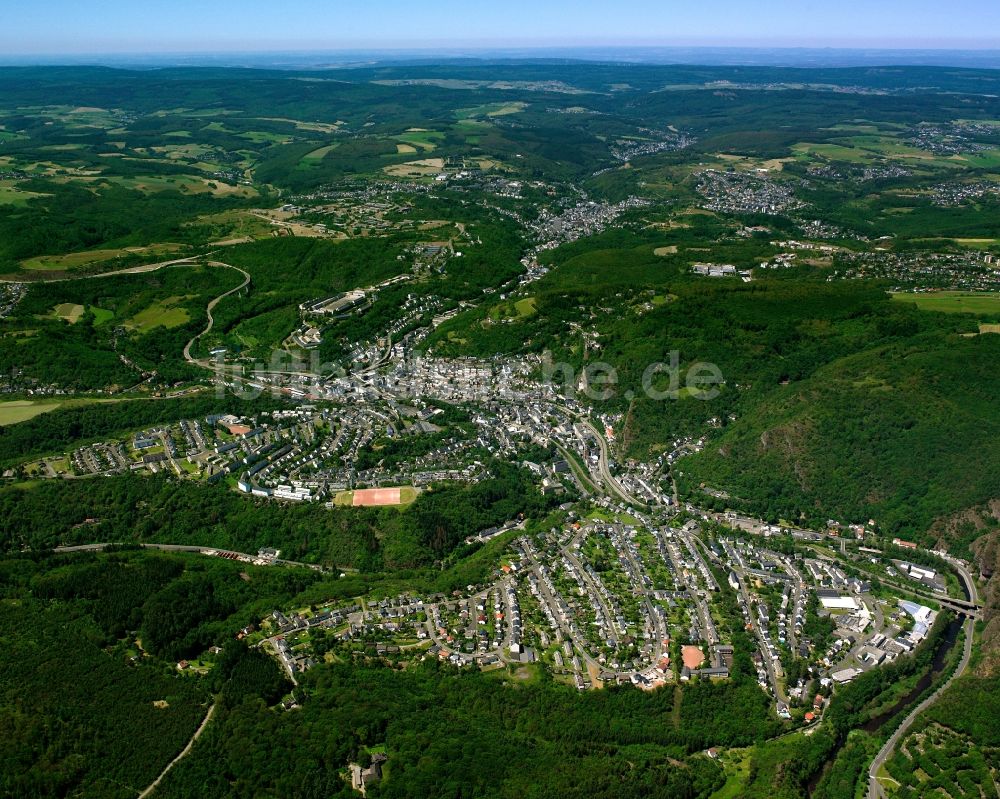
[[334, 486, 420, 507]]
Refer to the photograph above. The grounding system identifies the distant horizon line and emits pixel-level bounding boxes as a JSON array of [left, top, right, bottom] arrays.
[[5, 43, 1000, 56], [4, 44, 1000, 71]]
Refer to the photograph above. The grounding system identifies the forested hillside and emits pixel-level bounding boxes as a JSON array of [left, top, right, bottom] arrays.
[[679, 333, 1000, 542]]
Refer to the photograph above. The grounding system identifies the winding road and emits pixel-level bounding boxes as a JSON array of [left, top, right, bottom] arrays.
[[181, 260, 251, 366], [0, 254, 251, 372]]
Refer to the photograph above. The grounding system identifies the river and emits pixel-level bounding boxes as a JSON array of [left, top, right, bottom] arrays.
[[806, 575, 969, 797]]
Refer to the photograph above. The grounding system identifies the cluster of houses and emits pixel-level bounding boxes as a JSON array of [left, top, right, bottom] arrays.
[[696, 168, 805, 215], [833, 250, 1000, 291]]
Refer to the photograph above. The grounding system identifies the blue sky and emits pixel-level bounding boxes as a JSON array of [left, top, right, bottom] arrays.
[[2, 0, 999, 54]]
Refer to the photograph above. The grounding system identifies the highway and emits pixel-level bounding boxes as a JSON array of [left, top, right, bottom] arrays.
[[580, 418, 646, 507], [182, 261, 252, 366], [0, 255, 202, 285], [550, 403, 645, 507]]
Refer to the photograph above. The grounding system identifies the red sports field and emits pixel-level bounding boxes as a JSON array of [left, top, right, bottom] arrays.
[[681, 645, 705, 670], [352, 487, 403, 506]]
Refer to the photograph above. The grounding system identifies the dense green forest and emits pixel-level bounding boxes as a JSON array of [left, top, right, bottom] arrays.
[[1, 263, 238, 389], [0, 551, 303, 799], [153, 661, 736, 799], [679, 332, 1000, 541]]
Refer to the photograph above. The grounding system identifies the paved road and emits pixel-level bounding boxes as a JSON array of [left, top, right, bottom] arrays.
[[52, 542, 327, 571], [580, 418, 646, 507], [555, 444, 596, 496], [182, 261, 251, 365], [867, 616, 974, 799], [137, 702, 216, 799], [551, 404, 645, 507], [867, 561, 980, 799], [0, 255, 202, 284], [420, 582, 514, 665], [733, 564, 788, 704]]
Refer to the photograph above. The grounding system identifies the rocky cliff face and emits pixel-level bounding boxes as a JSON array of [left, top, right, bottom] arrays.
[[971, 530, 1000, 676], [929, 500, 1000, 676]]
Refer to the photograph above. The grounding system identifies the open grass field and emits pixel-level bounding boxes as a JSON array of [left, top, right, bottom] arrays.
[[395, 130, 445, 151], [65, 173, 258, 199], [20, 243, 183, 272], [383, 157, 446, 177], [91, 306, 114, 324], [711, 153, 793, 172], [958, 149, 1000, 169], [952, 238, 1000, 247], [0, 397, 121, 426], [0, 400, 66, 426], [585, 508, 642, 526], [513, 297, 537, 318], [21, 248, 133, 272], [891, 291, 1000, 316], [0, 182, 49, 206], [152, 143, 218, 162], [124, 296, 193, 330], [454, 102, 528, 120], [250, 117, 343, 133], [301, 144, 339, 162], [792, 142, 879, 163], [488, 296, 537, 322], [708, 749, 753, 799], [793, 134, 975, 168], [194, 209, 276, 242], [50, 303, 85, 323]]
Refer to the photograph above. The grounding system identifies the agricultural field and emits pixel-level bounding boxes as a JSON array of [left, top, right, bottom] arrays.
[[892, 290, 1000, 316], [383, 157, 447, 177], [124, 296, 193, 330], [0, 399, 66, 426], [395, 128, 446, 151], [455, 102, 528, 119], [0, 181, 48, 206], [48, 302, 84, 323]]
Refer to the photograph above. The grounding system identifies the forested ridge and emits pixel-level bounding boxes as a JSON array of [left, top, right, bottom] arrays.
[[0, 552, 300, 799], [0, 463, 556, 573]]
